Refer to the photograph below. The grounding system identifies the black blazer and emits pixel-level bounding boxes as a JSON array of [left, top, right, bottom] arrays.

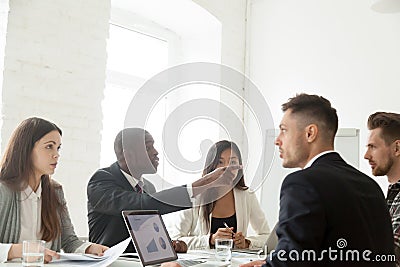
[[266, 152, 395, 267], [87, 162, 192, 252]]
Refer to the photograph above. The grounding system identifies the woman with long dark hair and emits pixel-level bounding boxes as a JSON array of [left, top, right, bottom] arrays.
[[0, 117, 107, 263], [170, 140, 270, 249]]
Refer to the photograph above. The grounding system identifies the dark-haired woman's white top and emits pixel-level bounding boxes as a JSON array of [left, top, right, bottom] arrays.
[[169, 187, 271, 249]]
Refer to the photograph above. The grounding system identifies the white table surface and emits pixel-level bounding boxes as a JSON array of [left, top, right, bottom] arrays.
[[0, 250, 259, 267], [0, 259, 136, 267]]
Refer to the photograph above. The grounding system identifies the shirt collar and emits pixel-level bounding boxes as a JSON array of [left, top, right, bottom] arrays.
[[120, 168, 143, 186], [303, 150, 336, 169], [23, 182, 42, 199]]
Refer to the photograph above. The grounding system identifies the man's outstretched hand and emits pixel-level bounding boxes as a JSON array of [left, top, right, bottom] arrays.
[[239, 260, 266, 267], [191, 165, 242, 197]]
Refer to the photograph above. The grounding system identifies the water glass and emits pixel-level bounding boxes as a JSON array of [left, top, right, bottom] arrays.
[[215, 238, 233, 262], [22, 240, 45, 267]]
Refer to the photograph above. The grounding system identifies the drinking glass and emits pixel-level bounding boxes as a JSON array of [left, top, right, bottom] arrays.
[[22, 240, 45, 267], [215, 238, 233, 262]]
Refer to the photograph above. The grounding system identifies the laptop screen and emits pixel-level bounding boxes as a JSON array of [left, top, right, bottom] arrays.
[[122, 210, 178, 266]]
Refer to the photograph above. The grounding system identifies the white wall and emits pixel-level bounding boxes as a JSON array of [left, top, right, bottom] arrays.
[[247, 0, 400, 225], [1, 0, 110, 236], [194, 0, 247, 71], [0, 0, 9, 141]]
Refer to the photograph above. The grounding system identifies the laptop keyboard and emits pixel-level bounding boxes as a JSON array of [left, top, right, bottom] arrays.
[[176, 259, 206, 267]]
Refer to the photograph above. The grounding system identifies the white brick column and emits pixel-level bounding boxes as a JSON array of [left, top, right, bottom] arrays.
[[0, 0, 10, 146], [1, 0, 111, 236]]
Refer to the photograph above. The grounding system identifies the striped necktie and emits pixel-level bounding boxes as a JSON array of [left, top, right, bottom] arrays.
[[135, 180, 144, 194]]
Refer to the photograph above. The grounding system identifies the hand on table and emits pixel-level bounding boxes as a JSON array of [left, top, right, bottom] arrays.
[[44, 249, 60, 263], [210, 227, 234, 245], [7, 244, 22, 261], [234, 231, 250, 249], [239, 260, 266, 267], [161, 263, 182, 267], [8, 244, 60, 263], [85, 243, 109, 256], [172, 240, 188, 253]]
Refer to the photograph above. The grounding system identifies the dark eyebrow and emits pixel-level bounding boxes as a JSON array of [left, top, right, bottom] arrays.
[[44, 141, 57, 145]]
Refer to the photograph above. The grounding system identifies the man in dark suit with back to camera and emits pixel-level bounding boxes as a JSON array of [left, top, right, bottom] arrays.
[[364, 111, 400, 265], [238, 94, 395, 267], [87, 128, 239, 252]]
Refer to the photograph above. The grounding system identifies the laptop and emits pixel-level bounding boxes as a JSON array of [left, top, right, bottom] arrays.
[[122, 210, 229, 267]]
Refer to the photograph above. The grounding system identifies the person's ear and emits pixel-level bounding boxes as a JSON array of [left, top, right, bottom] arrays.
[[394, 140, 400, 157], [306, 124, 318, 143]]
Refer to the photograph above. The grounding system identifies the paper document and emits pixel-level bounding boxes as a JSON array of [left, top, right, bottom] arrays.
[[177, 253, 209, 260], [50, 237, 131, 267], [232, 248, 261, 254], [57, 253, 103, 261], [184, 249, 215, 257]]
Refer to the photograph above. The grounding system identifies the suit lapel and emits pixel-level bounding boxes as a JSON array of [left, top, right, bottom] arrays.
[[233, 188, 245, 233], [109, 162, 135, 190]]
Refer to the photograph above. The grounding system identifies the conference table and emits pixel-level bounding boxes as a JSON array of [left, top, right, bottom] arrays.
[[0, 250, 260, 267], [0, 260, 134, 267], [0, 260, 135, 267]]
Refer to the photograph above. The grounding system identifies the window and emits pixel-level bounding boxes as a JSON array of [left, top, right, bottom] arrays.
[[102, 3, 222, 189], [101, 23, 168, 167]]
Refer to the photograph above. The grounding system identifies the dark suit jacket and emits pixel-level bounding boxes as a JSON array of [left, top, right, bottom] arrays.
[[87, 162, 192, 252], [266, 152, 395, 267]]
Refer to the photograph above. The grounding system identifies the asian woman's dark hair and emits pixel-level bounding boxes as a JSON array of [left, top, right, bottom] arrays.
[[0, 117, 64, 241], [201, 140, 247, 230]]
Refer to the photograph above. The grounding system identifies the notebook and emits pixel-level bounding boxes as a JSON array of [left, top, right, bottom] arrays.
[[122, 210, 229, 267]]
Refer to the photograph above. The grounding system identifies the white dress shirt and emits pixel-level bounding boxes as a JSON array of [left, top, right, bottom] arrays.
[[19, 184, 43, 243], [120, 169, 143, 190], [120, 169, 194, 199]]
